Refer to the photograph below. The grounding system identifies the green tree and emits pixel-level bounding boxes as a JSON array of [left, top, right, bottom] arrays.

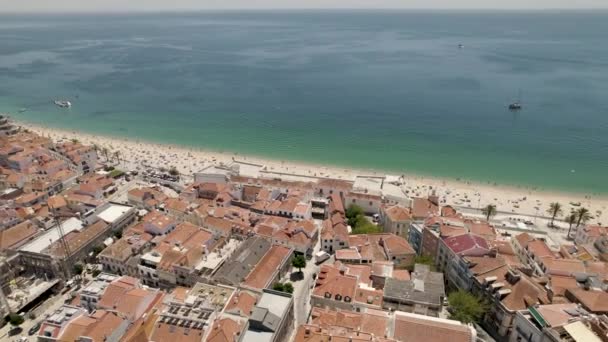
[[92, 245, 104, 256], [547, 202, 563, 227], [92, 269, 102, 277], [351, 220, 381, 234], [272, 283, 284, 292], [292, 255, 307, 273], [482, 204, 497, 222], [113, 230, 123, 239], [73, 263, 84, 276], [7, 313, 24, 327], [70, 138, 79, 144], [448, 290, 488, 324], [346, 204, 364, 218], [566, 212, 577, 238], [283, 282, 294, 294], [575, 207, 592, 228], [413, 255, 436, 271]]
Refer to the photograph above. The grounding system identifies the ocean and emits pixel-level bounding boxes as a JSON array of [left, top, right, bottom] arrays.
[[1, 11, 607, 193]]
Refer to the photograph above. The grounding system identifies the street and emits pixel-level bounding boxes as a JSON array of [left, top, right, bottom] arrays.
[[0, 290, 73, 341]]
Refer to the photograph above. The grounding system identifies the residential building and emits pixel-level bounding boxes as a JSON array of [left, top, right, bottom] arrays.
[[392, 311, 477, 342], [97, 223, 153, 276], [137, 222, 218, 288], [470, 263, 550, 340], [510, 303, 596, 342], [380, 204, 412, 238], [575, 225, 607, 245], [213, 236, 271, 286], [408, 222, 424, 255], [311, 262, 383, 312], [437, 233, 491, 273], [242, 289, 294, 342], [334, 233, 416, 268], [411, 196, 439, 220], [295, 307, 392, 342], [241, 245, 293, 292], [382, 264, 445, 317], [320, 211, 349, 254], [565, 288, 608, 314]]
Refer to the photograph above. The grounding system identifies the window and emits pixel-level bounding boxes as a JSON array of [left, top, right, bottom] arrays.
[[369, 201, 373, 206], [352, 199, 356, 203]]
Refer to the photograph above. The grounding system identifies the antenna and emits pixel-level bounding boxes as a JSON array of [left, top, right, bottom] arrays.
[[52, 210, 76, 279]]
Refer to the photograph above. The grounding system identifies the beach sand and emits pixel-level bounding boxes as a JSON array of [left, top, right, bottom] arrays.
[[18, 121, 608, 225]]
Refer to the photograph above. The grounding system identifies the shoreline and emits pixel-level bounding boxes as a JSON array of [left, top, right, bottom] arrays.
[[14, 119, 608, 224]]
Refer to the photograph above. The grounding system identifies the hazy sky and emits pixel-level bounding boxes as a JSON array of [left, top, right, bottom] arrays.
[[2, 0, 607, 12]]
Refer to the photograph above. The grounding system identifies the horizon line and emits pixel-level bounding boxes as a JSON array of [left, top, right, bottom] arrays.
[[2, 7, 608, 15]]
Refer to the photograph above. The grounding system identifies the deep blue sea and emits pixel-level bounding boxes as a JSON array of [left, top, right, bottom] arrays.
[[1, 11, 607, 193]]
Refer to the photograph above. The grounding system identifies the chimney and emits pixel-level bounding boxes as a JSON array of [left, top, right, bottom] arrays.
[[506, 269, 521, 285]]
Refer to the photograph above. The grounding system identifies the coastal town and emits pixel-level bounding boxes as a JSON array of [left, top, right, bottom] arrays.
[[0, 115, 607, 342]]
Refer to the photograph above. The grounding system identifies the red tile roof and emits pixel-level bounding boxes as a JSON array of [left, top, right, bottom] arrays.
[[443, 233, 490, 255], [242, 245, 291, 290], [393, 312, 473, 342]]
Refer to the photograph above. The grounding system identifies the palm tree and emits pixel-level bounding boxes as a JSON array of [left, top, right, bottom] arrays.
[[566, 212, 577, 238], [546, 202, 563, 227], [101, 147, 110, 162], [113, 151, 121, 166], [482, 204, 497, 222], [575, 207, 592, 228]]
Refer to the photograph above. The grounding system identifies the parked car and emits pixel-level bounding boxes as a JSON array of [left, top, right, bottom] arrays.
[[28, 322, 41, 336], [314, 251, 330, 264]]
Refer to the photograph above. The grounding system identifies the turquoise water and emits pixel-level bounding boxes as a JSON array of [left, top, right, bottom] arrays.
[[1, 11, 607, 193]]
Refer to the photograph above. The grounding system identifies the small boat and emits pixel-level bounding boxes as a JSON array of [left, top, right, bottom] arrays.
[[18, 108, 27, 113], [508, 102, 522, 110], [458, 44, 464, 49], [508, 90, 523, 111], [54, 100, 72, 108]]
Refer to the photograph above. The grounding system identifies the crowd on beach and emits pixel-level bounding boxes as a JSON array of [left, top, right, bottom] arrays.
[[20, 121, 608, 225]]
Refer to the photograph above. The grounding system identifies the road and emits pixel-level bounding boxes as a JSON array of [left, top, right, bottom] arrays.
[[0, 290, 73, 341], [283, 224, 324, 340]]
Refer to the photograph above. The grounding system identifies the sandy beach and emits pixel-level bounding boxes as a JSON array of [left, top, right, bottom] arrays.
[[17, 121, 608, 225]]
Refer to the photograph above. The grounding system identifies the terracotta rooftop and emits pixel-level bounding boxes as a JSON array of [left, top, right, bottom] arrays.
[[59, 310, 127, 342], [443, 233, 490, 255], [527, 240, 554, 259], [542, 257, 587, 275], [393, 311, 473, 342], [566, 288, 608, 313], [0, 220, 38, 251], [473, 264, 549, 311], [47, 220, 109, 258], [548, 275, 579, 298], [383, 205, 412, 222], [382, 234, 415, 255], [467, 220, 496, 239], [47, 195, 68, 210], [411, 197, 439, 219], [514, 232, 534, 249], [310, 307, 389, 338], [314, 264, 358, 300], [535, 303, 583, 327], [205, 317, 244, 342], [150, 322, 205, 342], [225, 291, 258, 317], [242, 245, 291, 290]]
